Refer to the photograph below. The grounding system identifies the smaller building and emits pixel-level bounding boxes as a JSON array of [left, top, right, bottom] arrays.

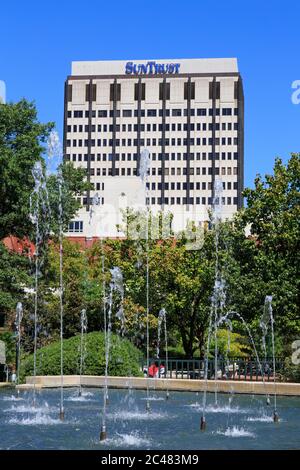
[[65, 176, 145, 240]]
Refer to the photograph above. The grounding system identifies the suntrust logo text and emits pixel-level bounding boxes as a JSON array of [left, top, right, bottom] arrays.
[[125, 61, 180, 75]]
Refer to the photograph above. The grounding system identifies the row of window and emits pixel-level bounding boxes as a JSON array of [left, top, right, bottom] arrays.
[[66, 151, 239, 162], [67, 137, 239, 148], [68, 122, 238, 133], [150, 181, 237, 191], [67, 80, 240, 104], [68, 107, 239, 119], [87, 166, 238, 177], [79, 196, 238, 206], [89, 181, 237, 191]]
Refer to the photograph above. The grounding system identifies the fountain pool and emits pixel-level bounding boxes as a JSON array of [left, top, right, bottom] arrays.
[[1, 388, 300, 450]]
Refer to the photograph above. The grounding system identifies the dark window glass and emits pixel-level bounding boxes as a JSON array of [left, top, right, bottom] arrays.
[[234, 81, 239, 100], [123, 109, 132, 117], [85, 83, 96, 102], [222, 108, 232, 116], [184, 81, 195, 100], [147, 109, 157, 117], [209, 81, 220, 99], [134, 82, 146, 100], [172, 109, 181, 117], [67, 84, 72, 102], [159, 82, 170, 100], [110, 83, 121, 101]]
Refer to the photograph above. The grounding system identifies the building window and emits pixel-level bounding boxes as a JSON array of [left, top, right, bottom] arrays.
[[110, 83, 121, 101], [109, 110, 120, 118], [67, 84, 72, 102], [234, 81, 239, 100], [147, 109, 157, 117], [122, 109, 132, 117], [184, 81, 195, 100], [222, 108, 232, 116], [172, 109, 181, 117], [134, 82, 145, 100], [197, 108, 207, 116], [74, 110, 83, 118], [159, 82, 170, 100], [98, 110, 108, 118], [85, 83, 96, 102], [209, 81, 220, 99], [68, 221, 83, 233]]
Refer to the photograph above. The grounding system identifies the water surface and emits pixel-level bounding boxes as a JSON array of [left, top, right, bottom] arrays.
[[1, 387, 299, 450]]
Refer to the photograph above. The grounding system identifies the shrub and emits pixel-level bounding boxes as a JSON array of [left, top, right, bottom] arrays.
[[20, 331, 143, 382], [0, 331, 15, 366], [280, 357, 300, 382]]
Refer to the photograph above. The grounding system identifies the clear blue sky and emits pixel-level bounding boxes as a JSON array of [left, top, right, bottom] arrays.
[[0, 0, 299, 188]]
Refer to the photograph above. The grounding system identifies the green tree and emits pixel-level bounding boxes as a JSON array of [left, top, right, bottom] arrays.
[[0, 242, 31, 328], [0, 100, 53, 240], [234, 154, 300, 349]]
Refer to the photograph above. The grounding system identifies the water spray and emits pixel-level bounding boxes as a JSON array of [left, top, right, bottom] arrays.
[[99, 267, 124, 441], [79, 309, 87, 398], [139, 149, 151, 413], [15, 302, 23, 396]]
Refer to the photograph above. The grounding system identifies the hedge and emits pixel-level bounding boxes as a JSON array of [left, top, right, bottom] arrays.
[[280, 357, 300, 383], [20, 331, 143, 382]]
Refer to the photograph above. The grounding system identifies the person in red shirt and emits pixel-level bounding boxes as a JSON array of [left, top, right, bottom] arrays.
[[148, 362, 159, 378]]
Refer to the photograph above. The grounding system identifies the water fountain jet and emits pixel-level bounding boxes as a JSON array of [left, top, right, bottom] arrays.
[[263, 295, 278, 422], [30, 160, 50, 407], [15, 302, 23, 396], [201, 179, 224, 430], [47, 130, 65, 421], [78, 309, 87, 398], [139, 148, 151, 412], [100, 266, 124, 441], [157, 308, 169, 400]]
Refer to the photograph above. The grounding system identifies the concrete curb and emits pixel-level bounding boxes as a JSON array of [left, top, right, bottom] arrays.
[[17, 375, 300, 396]]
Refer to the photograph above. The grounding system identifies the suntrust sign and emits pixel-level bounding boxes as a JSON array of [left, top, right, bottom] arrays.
[[125, 61, 180, 75]]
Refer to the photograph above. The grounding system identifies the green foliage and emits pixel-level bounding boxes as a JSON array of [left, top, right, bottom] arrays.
[[210, 329, 251, 358], [0, 100, 91, 340], [232, 154, 300, 346], [0, 99, 53, 240], [20, 331, 143, 382], [0, 242, 30, 324], [241, 154, 300, 259], [280, 358, 300, 383], [0, 331, 15, 365]]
